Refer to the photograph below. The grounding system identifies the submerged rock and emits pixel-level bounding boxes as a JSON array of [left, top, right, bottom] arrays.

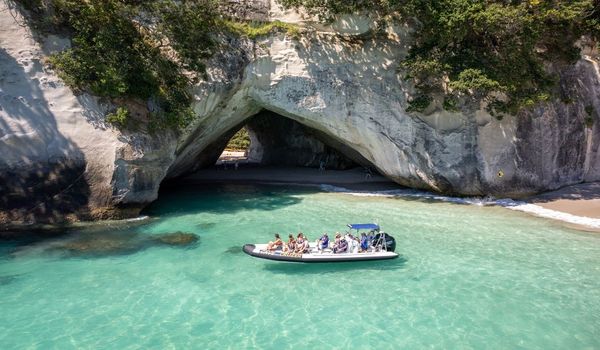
[[152, 232, 199, 246], [196, 222, 216, 230], [12, 231, 200, 258], [58, 232, 140, 256]]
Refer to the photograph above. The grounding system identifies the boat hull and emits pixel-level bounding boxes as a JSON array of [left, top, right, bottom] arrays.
[[243, 244, 398, 263]]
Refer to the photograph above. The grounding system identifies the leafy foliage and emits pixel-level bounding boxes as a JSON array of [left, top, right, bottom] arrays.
[[276, 0, 385, 22], [151, 0, 219, 78], [106, 107, 130, 128], [223, 20, 300, 39], [442, 96, 459, 112], [280, 0, 599, 113], [17, 0, 217, 129], [406, 95, 432, 113], [15, 0, 306, 129], [226, 127, 251, 150]]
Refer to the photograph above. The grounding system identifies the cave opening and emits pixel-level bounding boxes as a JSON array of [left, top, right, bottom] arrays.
[[219, 110, 359, 170], [176, 109, 388, 185]]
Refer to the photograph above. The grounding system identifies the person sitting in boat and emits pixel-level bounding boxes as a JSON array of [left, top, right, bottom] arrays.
[[367, 231, 375, 246], [331, 233, 340, 250], [301, 232, 309, 242], [300, 238, 310, 253], [294, 233, 304, 253], [332, 234, 348, 253], [317, 233, 329, 251], [294, 234, 310, 254], [359, 232, 369, 252], [266, 233, 283, 251], [284, 234, 296, 253]]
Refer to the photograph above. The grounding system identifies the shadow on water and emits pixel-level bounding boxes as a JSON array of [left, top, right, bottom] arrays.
[[224, 246, 243, 254], [262, 255, 407, 275], [144, 183, 316, 216], [0, 274, 22, 286], [196, 222, 217, 230]]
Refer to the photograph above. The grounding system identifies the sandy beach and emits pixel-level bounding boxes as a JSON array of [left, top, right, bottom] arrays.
[[183, 165, 401, 191], [183, 164, 600, 230], [528, 182, 600, 219]]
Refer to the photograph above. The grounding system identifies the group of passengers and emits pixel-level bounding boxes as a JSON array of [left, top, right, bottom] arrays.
[[266, 231, 374, 254], [265, 233, 310, 254]]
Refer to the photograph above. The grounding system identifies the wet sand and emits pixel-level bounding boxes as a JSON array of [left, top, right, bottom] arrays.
[[183, 165, 402, 191], [528, 182, 600, 220]]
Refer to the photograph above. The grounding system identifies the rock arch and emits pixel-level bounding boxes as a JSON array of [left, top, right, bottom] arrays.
[[1, 4, 599, 223], [165, 33, 481, 195]]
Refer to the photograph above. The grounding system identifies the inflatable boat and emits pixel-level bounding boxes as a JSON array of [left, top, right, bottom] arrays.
[[243, 223, 398, 263]]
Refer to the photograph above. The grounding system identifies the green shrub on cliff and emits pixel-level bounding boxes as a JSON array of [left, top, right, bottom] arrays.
[[151, 0, 219, 79], [223, 20, 300, 39], [18, 0, 217, 129], [106, 107, 130, 128], [16, 0, 304, 129], [280, 0, 599, 113]]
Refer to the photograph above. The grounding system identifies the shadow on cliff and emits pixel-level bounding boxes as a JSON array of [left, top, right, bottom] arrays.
[[0, 47, 91, 224], [288, 34, 481, 193], [143, 183, 308, 216], [528, 182, 600, 202]]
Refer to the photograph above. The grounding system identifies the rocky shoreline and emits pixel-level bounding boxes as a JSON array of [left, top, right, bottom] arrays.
[[1, 0, 599, 224]]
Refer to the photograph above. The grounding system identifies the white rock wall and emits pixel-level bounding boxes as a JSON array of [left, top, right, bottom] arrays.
[[0, 1, 123, 216], [1, 0, 598, 223]]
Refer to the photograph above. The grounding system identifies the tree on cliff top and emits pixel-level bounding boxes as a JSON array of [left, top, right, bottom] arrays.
[[280, 0, 599, 113]]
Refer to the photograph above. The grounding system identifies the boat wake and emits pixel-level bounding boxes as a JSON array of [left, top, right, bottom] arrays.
[[319, 184, 600, 229]]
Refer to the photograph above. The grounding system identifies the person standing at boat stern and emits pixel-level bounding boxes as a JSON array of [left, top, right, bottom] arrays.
[[360, 233, 369, 252]]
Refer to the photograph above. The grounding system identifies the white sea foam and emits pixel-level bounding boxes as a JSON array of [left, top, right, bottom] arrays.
[[124, 215, 150, 222], [496, 200, 600, 229], [319, 184, 600, 229]]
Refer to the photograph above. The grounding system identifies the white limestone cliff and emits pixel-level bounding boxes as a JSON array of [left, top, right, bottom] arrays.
[[0, 0, 598, 223]]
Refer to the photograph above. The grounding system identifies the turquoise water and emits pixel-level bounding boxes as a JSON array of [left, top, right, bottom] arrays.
[[1, 184, 599, 349]]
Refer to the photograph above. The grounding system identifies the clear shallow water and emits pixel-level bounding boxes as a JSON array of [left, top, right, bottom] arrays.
[[1, 184, 599, 349]]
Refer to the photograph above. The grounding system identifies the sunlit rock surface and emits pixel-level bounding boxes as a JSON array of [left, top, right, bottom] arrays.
[[0, 0, 599, 223]]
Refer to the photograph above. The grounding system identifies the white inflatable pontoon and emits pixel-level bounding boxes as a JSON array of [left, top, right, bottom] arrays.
[[243, 223, 398, 263]]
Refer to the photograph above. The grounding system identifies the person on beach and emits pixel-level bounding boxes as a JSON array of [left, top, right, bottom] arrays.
[[266, 233, 283, 251]]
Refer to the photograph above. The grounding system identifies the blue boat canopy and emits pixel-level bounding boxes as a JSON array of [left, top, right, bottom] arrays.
[[348, 223, 380, 231]]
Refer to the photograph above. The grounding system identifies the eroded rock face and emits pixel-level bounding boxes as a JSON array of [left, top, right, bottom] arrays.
[[0, 1, 175, 223], [246, 110, 357, 169], [174, 28, 600, 196], [1, 0, 599, 224]]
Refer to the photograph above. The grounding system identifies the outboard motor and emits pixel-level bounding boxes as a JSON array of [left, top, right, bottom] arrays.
[[372, 232, 396, 252]]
